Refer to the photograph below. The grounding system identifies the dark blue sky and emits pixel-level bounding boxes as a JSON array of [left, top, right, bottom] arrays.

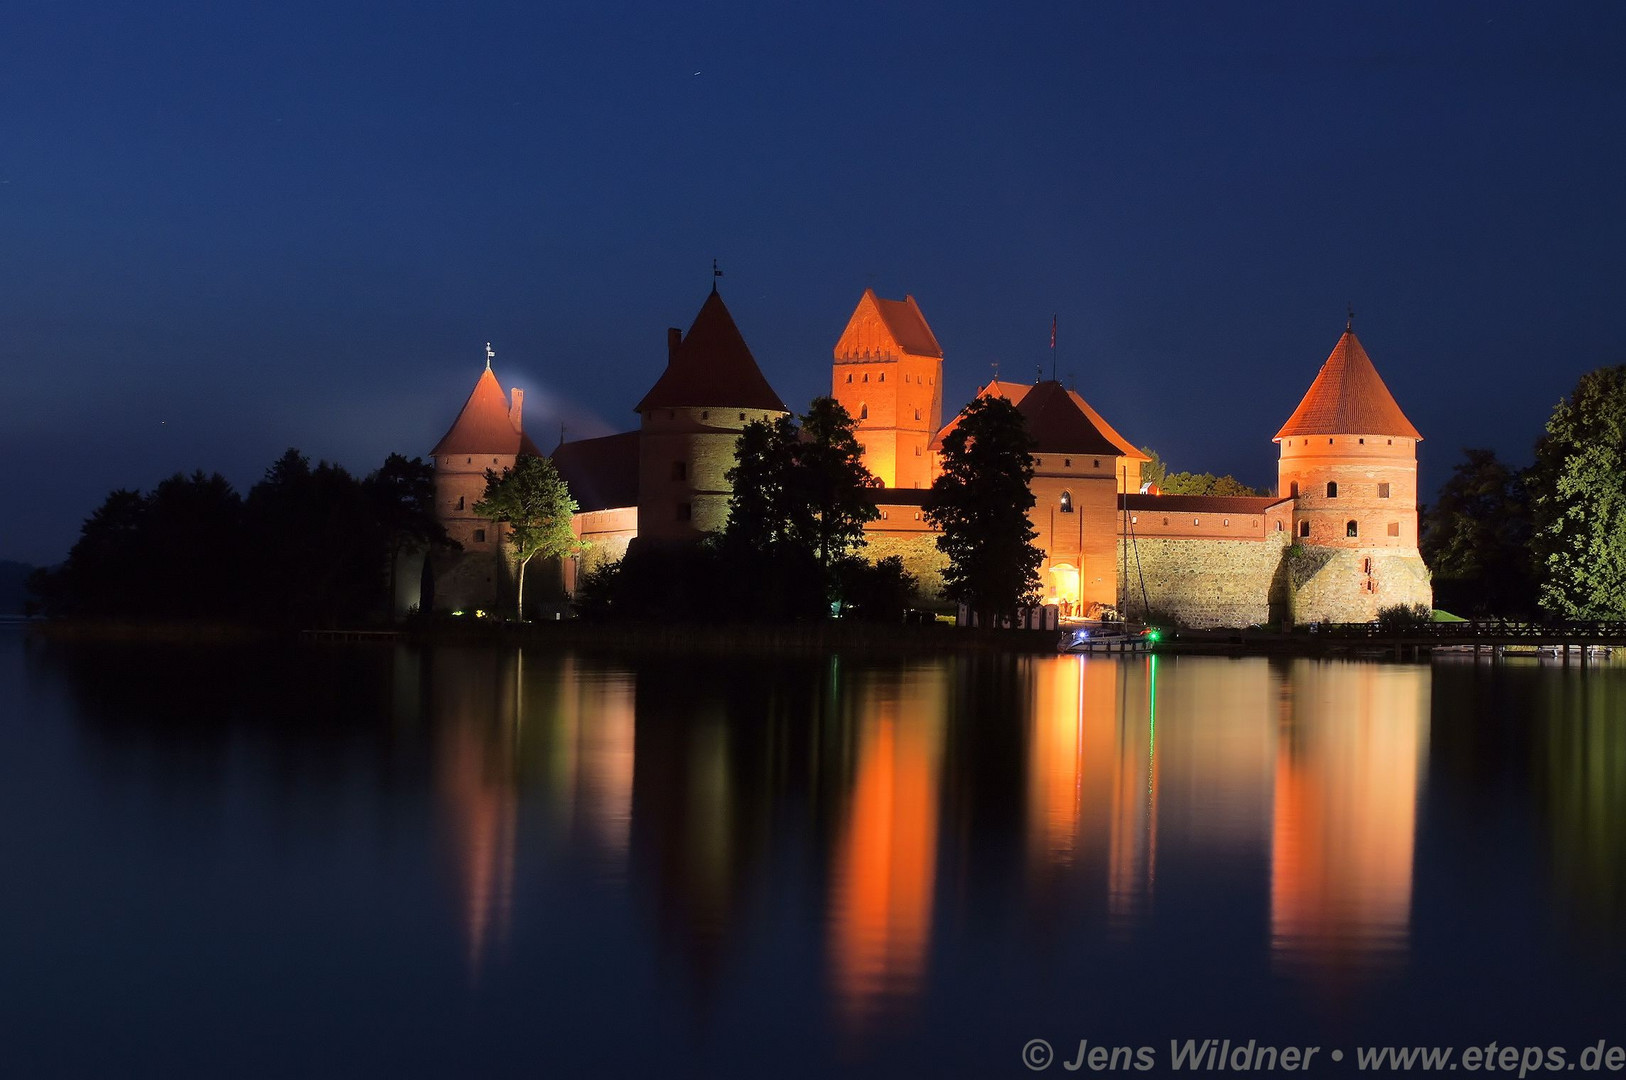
[[4, 1, 1623, 565]]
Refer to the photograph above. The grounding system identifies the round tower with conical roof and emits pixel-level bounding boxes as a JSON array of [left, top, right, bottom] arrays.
[[633, 289, 789, 542], [1275, 324, 1432, 620], [428, 350, 543, 612]]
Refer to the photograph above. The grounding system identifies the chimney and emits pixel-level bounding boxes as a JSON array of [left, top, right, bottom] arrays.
[[667, 327, 682, 364], [509, 388, 524, 432]]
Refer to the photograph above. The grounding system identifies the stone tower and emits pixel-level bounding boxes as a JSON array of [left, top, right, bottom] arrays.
[[1275, 324, 1432, 620], [831, 289, 944, 489], [633, 288, 788, 543], [429, 351, 543, 611]]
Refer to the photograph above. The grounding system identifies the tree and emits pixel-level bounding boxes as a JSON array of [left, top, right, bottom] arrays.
[[1420, 448, 1535, 616], [365, 453, 450, 616], [1528, 365, 1626, 619], [923, 395, 1042, 625], [474, 455, 581, 619], [723, 413, 804, 552], [722, 398, 880, 618], [794, 397, 881, 570], [1138, 446, 1167, 490], [1159, 470, 1263, 497]]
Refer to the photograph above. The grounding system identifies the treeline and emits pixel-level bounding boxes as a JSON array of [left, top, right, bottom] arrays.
[[1422, 365, 1626, 620], [30, 449, 445, 625]]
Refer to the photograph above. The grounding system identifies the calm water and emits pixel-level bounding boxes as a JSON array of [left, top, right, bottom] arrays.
[[2, 629, 1624, 1077]]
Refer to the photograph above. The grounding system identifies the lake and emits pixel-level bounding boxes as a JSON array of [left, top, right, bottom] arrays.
[[2, 628, 1623, 1077]]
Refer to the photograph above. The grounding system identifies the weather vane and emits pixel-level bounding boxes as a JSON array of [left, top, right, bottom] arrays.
[[485, 342, 495, 370], [712, 258, 722, 293], [1346, 303, 1355, 331]]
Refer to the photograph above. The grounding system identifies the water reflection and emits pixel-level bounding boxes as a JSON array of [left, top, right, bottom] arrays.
[[829, 664, 947, 1030], [22, 635, 1626, 1077], [1269, 662, 1430, 979]]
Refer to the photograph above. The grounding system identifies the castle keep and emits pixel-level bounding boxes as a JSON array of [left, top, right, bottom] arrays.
[[428, 289, 1431, 626]]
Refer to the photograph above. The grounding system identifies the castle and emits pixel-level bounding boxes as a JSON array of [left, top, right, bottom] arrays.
[[425, 288, 1431, 627]]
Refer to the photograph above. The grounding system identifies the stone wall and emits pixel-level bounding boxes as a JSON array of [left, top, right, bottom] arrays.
[[1291, 546, 1433, 624], [1117, 535, 1292, 629], [861, 530, 948, 603]]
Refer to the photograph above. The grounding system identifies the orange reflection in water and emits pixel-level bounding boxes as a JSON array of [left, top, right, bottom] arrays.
[[830, 668, 947, 1029], [1270, 661, 1430, 979], [531, 656, 636, 863], [432, 648, 519, 984]]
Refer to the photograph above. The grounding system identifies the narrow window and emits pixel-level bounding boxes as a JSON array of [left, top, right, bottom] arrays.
[[738, 412, 745, 421], [878, 372, 885, 383], [846, 374, 852, 383], [1193, 518, 1200, 526], [1276, 520, 1284, 531], [1363, 557, 1372, 574], [914, 446, 921, 456], [1131, 516, 1138, 525], [1299, 521, 1311, 538], [1387, 438, 1393, 445], [1093, 459, 1101, 468], [1059, 491, 1073, 513], [1064, 458, 1071, 468], [1223, 518, 1230, 527], [863, 373, 869, 383], [455, 495, 464, 511], [914, 408, 922, 421], [1326, 482, 1338, 498], [466, 457, 472, 465], [1346, 520, 1358, 538], [473, 528, 486, 543], [859, 404, 868, 420], [1163, 518, 1169, 526], [1290, 481, 1300, 497], [677, 503, 691, 522], [1328, 438, 1334, 445], [701, 410, 709, 419], [1035, 458, 1042, 466], [1378, 482, 1391, 498], [1359, 438, 1365, 444], [1387, 522, 1400, 537]]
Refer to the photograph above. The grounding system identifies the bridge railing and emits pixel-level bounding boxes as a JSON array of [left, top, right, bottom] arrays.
[[1307, 620, 1626, 640]]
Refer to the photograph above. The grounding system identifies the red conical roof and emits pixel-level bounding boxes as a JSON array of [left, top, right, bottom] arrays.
[[431, 367, 543, 457], [1014, 380, 1124, 456], [634, 290, 788, 414], [1275, 331, 1421, 441]]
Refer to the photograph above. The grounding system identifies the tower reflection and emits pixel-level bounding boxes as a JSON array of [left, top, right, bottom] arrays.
[[1270, 661, 1430, 979], [829, 665, 948, 1031]]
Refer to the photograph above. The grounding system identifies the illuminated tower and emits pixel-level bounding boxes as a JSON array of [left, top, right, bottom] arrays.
[[1275, 323, 1421, 550], [831, 289, 944, 489], [634, 288, 788, 542], [431, 345, 542, 551], [429, 345, 544, 612], [1275, 321, 1432, 620]]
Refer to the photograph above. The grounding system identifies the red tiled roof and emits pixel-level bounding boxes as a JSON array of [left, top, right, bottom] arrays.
[[431, 367, 543, 457], [1120, 493, 1288, 515], [871, 292, 942, 358], [1017, 380, 1123, 456], [1275, 330, 1421, 441], [634, 290, 788, 414], [551, 431, 640, 512], [930, 380, 1148, 461]]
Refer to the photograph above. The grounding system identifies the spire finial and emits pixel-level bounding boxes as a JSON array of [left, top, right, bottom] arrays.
[[991, 360, 1000, 382], [1346, 303, 1354, 332], [712, 258, 722, 294], [485, 342, 495, 370]]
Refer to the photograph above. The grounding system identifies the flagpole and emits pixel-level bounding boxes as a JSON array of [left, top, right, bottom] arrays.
[[1050, 314, 1057, 383]]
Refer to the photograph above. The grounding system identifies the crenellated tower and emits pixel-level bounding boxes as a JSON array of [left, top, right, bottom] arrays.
[[831, 289, 944, 490]]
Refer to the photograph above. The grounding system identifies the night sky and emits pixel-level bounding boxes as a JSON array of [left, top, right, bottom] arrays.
[[4, 1, 1624, 567]]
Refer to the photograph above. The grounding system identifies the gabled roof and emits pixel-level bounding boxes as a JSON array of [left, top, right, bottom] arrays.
[[1015, 380, 1124, 456], [833, 288, 943, 360], [634, 290, 788, 414], [930, 379, 1148, 460], [1275, 330, 1421, 441], [432, 367, 544, 457], [551, 431, 640, 512]]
